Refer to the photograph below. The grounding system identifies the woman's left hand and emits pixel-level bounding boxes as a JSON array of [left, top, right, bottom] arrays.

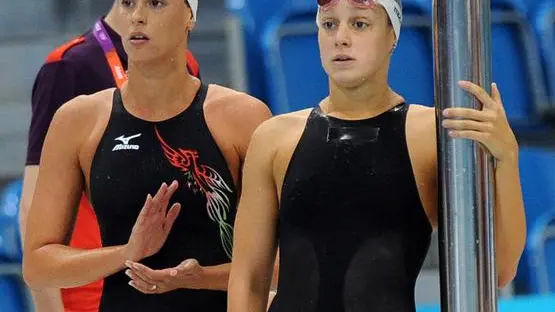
[[125, 259, 204, 294], [442, 81, 519, 163]]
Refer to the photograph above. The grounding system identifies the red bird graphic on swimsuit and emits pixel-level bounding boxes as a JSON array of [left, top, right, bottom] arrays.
[[155, 127, 234, 259]]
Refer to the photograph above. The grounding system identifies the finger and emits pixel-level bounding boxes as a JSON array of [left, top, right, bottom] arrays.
[[491, 83, 503, 106], [166, 180, 179, 195], [448, 130, 490, 145], [128, 280, 158, 295], [127, 262, 181, 285], [159, 180, 179, 213], [458, 80, 496, 110], [129, 267, 160, 286], [126, 261, 164, 283], [136, 194, 153, 224], [125, 268, 154, 286], [163, 203, 182, 233], [151, 183, 169, 209], [442, 119, 493, 132], [442, 108, 496, 122]]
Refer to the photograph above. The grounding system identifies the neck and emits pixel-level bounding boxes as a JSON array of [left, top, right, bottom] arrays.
[[104, 7, 121, 34], [324, 70, 404, 119], [122, 49, 197, 119]]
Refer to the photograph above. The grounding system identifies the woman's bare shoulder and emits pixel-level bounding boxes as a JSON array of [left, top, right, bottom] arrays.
[[53, 88, 113, 126], [47, 88, 114, 155]]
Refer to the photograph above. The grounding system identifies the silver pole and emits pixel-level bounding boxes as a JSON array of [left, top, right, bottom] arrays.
[[433, 0, 497, 311]]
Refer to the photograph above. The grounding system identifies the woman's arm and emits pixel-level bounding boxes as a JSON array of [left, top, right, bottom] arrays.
[[442, 81, 526, 288], [228, 121, 280, 312], [491, 155, 526, 287], [23, 97, 181, 289], [22, 97, 128, 289]]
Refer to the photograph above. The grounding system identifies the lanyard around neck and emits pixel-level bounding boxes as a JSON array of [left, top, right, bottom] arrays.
[[92, 20, 127, 88]]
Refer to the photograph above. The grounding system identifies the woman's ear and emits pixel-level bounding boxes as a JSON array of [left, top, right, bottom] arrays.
[[186, 17, 196, 32], [184, 5, 196, 32], [390, 29, 397, 54]]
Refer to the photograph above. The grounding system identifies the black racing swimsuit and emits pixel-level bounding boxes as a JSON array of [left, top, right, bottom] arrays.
[[271, 104, 432, 312], [89, 84, 236, 311]]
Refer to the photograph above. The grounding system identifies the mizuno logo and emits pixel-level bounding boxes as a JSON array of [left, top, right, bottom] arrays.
[[113, 133, 141, 151]]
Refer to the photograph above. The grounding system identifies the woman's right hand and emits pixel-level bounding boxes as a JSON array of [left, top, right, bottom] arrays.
[[124, 181, 182, 262]]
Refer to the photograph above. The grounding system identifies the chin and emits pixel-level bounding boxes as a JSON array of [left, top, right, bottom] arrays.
[[128, 50, 164, 64], [330, 72, 369, 89]]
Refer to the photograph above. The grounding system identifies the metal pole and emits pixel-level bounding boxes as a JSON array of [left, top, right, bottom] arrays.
[[433, 0, 497, 311]]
